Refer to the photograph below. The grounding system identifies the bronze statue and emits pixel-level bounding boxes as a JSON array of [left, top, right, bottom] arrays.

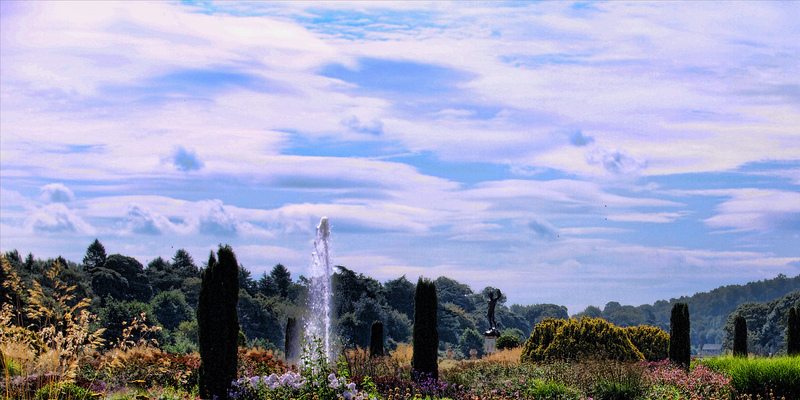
[[487, 289, 501, 331]]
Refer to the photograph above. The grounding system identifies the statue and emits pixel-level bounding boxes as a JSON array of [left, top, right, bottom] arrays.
[[486, 289, 501, 335]]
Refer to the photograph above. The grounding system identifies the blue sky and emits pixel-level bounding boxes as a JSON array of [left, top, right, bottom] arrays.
[[1, 1, 799, 313]]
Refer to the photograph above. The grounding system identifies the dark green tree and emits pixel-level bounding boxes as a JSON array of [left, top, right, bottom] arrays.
[[370, 320, 384, 358], [733, 315, 748, 357], [172, 249, 199, 280], [258, 272, 279, 297], [83, 239, 106, 272], [146, 257, 182, 295], [197, 245, 239, 400], [669, 303, 691, 371], [151, 290, 194, 331], [787, 307, 799, 356], [270, 264, 292, 299], [458, 328, 484, 358], [385, 276, 415, 320], [99, 299, 164, 349], [412, 277, 438, 380], [92, 254, 152, 304]]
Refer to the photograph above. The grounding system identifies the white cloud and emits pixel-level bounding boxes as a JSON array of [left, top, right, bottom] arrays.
[[39, 183, 75, 203], [25, 203, 94, 235], [704, 189, 800, 232]]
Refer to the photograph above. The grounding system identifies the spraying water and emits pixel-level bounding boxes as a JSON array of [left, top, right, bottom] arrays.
[[305, 217, 335, 361]]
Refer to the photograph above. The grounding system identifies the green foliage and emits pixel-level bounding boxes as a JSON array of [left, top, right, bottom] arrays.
[[733, 315, 748, 357], [238, 291, 284, 350], [701, 355, 800, 399], [197, 245, 240, 400], [34, 382, 95, 400], [385, 275, 415, 320], [623, 325, 669, 362], [521, 318, 644, 363], [91, 254, 152, 304], [722, 292, 800, 356], [458, 328, 484, 358], [669, 303, 690, 371], [370, 320, 384, 357], [413, 277, 439, 380], [496, 334, 521, 350], [99, 299, 163, 348], [788, 307, 800, 356], [151, 290, 194, 331], [530, 380, 581, 400]]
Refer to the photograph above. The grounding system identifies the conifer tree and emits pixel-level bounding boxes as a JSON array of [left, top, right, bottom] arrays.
[[83, 239, 107, 273], [669, 302, 691, 371], [197, 245, 239, 400], [285, 317, 300, 364], [787, 307, 799, 356], [370, 320, 384, 358], [412, 277, 438, 380], [733, 315, 747, 357]]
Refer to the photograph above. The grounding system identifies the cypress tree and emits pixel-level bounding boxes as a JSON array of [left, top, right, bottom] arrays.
[[787, 307, 799, 356], [285, 317, 300, 365], [669, 303, 691, 371], [733, 315, 747, 358], [197, 245, 239, 400], [412, 277, 438, 381], [370, 320, 384, 358]]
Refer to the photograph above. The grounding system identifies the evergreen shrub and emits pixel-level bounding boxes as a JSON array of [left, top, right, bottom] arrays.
[[520, 317, 644, 363], [412, 277, 438, 380]]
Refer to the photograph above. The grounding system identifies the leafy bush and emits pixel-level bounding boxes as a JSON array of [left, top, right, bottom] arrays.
[[496, 334, 521, 350], [521, 318, 644, 363], [34, 382, 95, 400]]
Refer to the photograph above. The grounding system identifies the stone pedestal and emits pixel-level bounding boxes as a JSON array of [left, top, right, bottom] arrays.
[[484, 328, 500, 355]]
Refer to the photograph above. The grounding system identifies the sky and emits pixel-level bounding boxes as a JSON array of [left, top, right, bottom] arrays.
[[1, 1, 799, 314]]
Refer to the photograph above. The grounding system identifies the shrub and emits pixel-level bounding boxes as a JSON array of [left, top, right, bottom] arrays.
[[197, 246, 240, 400], [412, 277, 438, 380], [669, 303, 691, 371], [496, 334, 521, 350], [521, 318, 644, 363], [733, 315, 748, 358], [34, 382, 95, 400], [623, 325, 669, 362]]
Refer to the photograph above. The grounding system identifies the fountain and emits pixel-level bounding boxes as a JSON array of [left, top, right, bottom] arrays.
[[304, 216, 335, 362]]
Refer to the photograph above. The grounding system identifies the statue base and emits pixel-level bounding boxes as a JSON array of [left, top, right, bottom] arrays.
[[484, 328, 500, 354]]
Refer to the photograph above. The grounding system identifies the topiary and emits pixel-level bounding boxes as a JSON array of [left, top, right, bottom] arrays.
[[787, 307, 800, 356], [669, 303, 690, 371], [370, 320, 384, 358], [197, 245, 240, 400], [412, 277, 438, 380], [733, 315, 747, 358]]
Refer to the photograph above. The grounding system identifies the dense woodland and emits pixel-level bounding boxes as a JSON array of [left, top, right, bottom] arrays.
[[2, 239, 799, 357]]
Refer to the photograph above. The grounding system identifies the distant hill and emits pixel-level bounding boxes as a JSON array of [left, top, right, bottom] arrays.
[[572, 273, 800, 352]]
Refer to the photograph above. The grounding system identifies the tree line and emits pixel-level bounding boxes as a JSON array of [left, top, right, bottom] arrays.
[[0, 240, 566, 356], [3, 239, 798, 357]]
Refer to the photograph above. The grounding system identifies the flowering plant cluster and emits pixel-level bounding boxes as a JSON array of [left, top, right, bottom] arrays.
[[647, 361, 734, 400], [230, 370, 371, 400]]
